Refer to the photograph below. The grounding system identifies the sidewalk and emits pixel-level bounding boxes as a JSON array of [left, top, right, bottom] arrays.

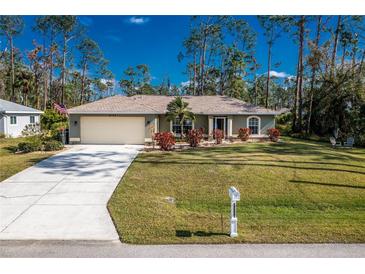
[[0, 241, 364, 258]]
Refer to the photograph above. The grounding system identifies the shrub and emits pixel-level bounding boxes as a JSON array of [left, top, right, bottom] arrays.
[[213, 129, 224, 144], [0, 133, 5, 139], [21, 123, 41, 137], [43, 140, 64, 151], [41, 109, 68, 139], [276, 112, 292, 125], [154, 132, 175, 151], [186, 128, 204, 147], [238, 127, 251, 141], [17, 136, 43, 152], [268, 128, 281, 142]]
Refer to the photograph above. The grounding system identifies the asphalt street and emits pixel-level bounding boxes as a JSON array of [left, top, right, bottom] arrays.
[[0, 241, 364, 258]]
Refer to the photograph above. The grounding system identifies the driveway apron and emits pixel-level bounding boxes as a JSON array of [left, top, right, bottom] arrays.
[[0, 145, 141, 240]]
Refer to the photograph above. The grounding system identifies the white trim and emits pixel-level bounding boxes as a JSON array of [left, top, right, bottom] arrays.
[[9, 115, 17, 126], [154, 116, 158, 134], [29, 115, 35, 124], [3, 110, 43, 114], [247, 116, 261, 136], [213, 117, 227, 136]]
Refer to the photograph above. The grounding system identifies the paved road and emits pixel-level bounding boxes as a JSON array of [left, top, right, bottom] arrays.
[[0, 241, 364, 257], [0, 145, 141, 240]]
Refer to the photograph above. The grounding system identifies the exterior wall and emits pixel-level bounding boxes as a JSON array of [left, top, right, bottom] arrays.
[[0, 114, 40, 137], [232, 115, 275, 136], [69, 114, 158, 143], [157, 114, 208, 133], [194, 115, 209, 131], [69, 113, 276, 144], [0, 114, 5, 135], [158, 115, 170, 132]]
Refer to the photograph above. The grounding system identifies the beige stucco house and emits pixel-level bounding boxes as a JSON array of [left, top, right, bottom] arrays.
[[68, 95, 281, 144]]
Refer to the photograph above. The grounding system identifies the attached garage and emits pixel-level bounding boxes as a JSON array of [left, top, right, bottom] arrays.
[[80, 116, 145, 144]]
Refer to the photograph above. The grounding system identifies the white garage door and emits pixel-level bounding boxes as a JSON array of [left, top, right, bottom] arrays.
[[80, 116, 145, 144]]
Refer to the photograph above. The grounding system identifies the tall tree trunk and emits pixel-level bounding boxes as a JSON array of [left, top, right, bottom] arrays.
[[265, 43, 272, 108], [61, 36, 67, 104], [200, 32, 207, 96], [253, 57, 258, 105], [193, 50, 197, 95], [306, 16, 322, 134], [330, 15, 342, 78], [292, 57, 300, 132], [341, 43, 346, 68], [49, 32, 55, 104], [80, 62, 87, 104], [42, 36, 48, 110], [296, 16, 305, 132], [9, 36, 15, 102], [36, 80, 40, 110]]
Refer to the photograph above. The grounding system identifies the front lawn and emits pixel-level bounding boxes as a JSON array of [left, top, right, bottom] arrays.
[[0, 138, 58, 182], [108, 137, 365, 244]]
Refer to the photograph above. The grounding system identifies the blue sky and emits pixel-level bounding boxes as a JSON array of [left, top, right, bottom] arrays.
[[8, 16, 311, 86]]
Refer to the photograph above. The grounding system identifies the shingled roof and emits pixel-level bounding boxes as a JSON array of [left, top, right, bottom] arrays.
[[68, 95, 280, 115], [0, 99, 43, 114]]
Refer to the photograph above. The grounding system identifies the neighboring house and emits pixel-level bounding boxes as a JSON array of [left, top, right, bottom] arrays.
[[0, 99, 43, 137], [68, 95, 283, 145]]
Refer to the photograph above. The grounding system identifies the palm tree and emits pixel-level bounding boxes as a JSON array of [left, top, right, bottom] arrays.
[[166, 96, 195, 138]]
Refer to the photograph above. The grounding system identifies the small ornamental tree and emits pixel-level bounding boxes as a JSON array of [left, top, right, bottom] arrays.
[[238, 127, 251, 141], [268, 128, 280, 142], [154, 132, 175, 151], [213, 129, 224, 144], [166, 96, 195, 138], [186, 128, 204, 147]]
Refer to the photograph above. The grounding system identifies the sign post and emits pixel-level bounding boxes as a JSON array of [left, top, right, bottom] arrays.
[[228, 186, 240, 237]]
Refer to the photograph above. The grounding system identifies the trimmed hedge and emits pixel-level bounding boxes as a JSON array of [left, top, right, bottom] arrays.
[[43, 140, 64, 151]]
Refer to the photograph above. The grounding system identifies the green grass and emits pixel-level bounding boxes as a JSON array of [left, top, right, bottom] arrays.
[[0, 138, 57, 182], [108, 137, 365, 244]]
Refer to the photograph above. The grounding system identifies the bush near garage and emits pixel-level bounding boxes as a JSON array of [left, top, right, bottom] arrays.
[[17, 135, 64, 153], [154, 132, 176, 151]]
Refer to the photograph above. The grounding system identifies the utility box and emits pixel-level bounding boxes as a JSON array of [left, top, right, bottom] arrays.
[[228, 186, 240, 237]]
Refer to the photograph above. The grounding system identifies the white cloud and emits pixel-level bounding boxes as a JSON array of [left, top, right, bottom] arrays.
[[128, 16, 150, 25], [180, 80, 190, 87], [269, 71, 290, 78]]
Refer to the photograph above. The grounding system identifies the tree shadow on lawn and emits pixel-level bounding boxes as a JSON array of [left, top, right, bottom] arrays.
[[147, 141, 364, 162], [175, 230, 229, 238], [290, 180, 365, 190], [2, 145, 18, 153], [136, 157, 365, 170], [135, 159, 365, 176]]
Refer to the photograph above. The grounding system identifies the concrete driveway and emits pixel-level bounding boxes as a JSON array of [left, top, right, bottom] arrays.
[[0, 145, 141, 240]]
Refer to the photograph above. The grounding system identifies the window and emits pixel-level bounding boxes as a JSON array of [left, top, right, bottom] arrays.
[[30, 116, 35, 124], [10, 116, 17, 125], [248, 116, 260, 135], [171, 118, 193, 136]]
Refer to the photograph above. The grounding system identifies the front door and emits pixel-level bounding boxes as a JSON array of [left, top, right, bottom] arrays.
[[214, 117, 227, 136]]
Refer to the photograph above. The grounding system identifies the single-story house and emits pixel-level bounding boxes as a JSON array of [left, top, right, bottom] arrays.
[[0, 99, 43, 137], [68, 95, 282, 145]]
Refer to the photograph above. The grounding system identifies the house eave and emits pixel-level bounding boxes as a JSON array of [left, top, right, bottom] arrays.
[[2, 110, 43, 114], [68, 111, 279, 116], [68, 111, 161, 115]]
